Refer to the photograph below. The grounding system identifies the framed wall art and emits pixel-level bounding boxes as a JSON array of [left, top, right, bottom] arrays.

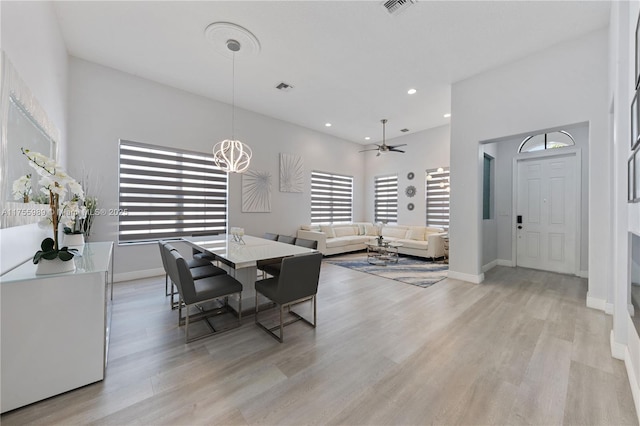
[[242, 169, 272, 212], [279, 153, 304, 193]]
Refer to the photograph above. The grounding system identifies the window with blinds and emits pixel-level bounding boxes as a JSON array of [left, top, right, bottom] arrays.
[[118, 140, 227, 243], [374, 174, 398, 223], [310, 171, 353, 225], [426, 167, 450, 229]]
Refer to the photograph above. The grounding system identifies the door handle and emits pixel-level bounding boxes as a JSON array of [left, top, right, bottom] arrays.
[[517, 225, 523, 229]]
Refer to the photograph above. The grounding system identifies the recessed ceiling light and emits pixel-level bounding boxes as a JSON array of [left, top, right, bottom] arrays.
[[364, 137, 371, 140], [444, 113, 451, 118], [325, 123, 332, 127], [407, 88, 417, 95]]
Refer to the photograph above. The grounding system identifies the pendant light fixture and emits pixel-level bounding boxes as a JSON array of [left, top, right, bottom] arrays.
[[212, 38, 252, 173]]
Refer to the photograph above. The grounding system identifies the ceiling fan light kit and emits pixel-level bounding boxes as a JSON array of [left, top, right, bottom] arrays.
[[359, 119, 407, 156]]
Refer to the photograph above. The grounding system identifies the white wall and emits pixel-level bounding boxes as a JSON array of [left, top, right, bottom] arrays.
[[362, 124, 450, 226], [0, 1, 68, 275], [67, 58, 365, 277], [610, 1, 640, 420], [481, 123, 590, 274], [449, 29, 609, 290]]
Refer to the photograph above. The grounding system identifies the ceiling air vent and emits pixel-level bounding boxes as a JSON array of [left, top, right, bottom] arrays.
[[275, 82, 294, 92], [400, 128, 410, 133], [381, 0, 416, 16]]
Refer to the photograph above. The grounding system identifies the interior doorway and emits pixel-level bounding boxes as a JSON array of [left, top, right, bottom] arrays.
[[514, 150, 580, 275]]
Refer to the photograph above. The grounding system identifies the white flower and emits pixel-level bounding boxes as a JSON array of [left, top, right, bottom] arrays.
[[12, 174, 32, 200]]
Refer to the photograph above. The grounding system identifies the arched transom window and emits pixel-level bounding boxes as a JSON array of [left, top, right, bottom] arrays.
[[518, 130, 575, 153]]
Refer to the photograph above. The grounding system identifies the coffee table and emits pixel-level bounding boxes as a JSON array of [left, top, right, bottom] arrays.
[[366, 241, 402, 265]]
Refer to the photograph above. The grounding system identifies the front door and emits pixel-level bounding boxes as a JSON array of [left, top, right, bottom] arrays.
[[516, 153, 578, 274]]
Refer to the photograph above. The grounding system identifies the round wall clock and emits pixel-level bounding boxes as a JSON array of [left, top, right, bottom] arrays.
[[405, 185, 416, 197], [407, 203, 414, 211], [407, 172, 415, 180]]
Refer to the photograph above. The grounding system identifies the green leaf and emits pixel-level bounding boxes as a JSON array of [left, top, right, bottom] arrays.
[[40, 238, 55, 252], [42, 250, 58, 260], [63, 227, 72, 234], [33, 251, 43, 264], [58, 251, 74, 261]]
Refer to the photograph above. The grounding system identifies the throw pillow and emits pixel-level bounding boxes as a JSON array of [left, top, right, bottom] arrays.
[[320, 225, 336, 238], [357, 224, 366, 235], [382, 226, 408, 239], [334, 226, 356, 237], [407, 227, 425, 241], [364, 224, 378, 236]]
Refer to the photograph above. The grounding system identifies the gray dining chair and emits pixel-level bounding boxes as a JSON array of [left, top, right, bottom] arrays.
[[276, 234, 295, 244], [264, 232, 278, 241], [166, 249, 243, 343], [294, 237, 318, 249], [159, 241, 226, 309], [254, 252, 323, 342], [191, 231, 219, 262]]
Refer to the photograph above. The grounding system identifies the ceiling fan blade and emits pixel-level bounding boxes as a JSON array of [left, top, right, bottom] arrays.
[[389, 148, 405, 153], [359, 148, 380, 152], [376, 151, 381, 157], [389, 144, 407, 149]]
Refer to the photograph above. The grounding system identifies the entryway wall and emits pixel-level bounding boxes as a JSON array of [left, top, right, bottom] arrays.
[[481, 122, 589, 276]]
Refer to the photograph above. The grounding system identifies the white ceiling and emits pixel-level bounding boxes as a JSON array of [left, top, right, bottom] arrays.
[[53, 1, 610, 144]]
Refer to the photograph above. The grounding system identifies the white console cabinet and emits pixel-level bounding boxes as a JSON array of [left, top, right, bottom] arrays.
[[0, 242, 113, 413]]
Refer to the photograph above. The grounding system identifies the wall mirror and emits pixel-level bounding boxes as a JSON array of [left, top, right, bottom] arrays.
[[0, 51, 59, 228]]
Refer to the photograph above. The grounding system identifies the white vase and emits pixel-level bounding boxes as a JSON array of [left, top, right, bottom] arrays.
[[35, 257, 76, 275], [62, 233, 85, 247]]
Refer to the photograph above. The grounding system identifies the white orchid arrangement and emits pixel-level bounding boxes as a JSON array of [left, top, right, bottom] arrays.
[[62, 196, 87, 235], [12, 174, 32, 202], [21, 148, 84, 262]]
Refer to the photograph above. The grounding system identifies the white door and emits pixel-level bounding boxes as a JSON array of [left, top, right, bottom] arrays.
[[516, 153, 577, 274]]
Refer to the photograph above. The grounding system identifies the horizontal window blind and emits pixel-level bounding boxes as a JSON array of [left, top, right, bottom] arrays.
[[118, 140, 227, 243], [374, 174, 397, 224], [311, 171, 353, 225], [426, 167, 450, 229]]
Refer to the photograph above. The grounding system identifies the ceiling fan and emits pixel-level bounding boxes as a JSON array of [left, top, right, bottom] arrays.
[[359, 119, 407, 156]]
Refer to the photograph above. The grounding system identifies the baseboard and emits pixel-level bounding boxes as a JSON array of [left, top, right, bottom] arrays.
[[624, 346, 640, 426], [447, 270, 484, 284], [497, 259, 514, 267], [578, 270, 589, 278], [586, 294, 607, 312], [610, 330, 626, 360], [630, 303, 635, 317], [605, 303, 614, 315], [482, 260, 498, 273], [114, 267, 164, 283]]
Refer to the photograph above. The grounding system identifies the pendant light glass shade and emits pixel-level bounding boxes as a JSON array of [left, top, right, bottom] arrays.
[[213, 139, 252, 173]]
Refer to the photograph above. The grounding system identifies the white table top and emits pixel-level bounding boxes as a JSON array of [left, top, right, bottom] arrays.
[[183, 234, 317, 269], [0, 242, 114, 284]]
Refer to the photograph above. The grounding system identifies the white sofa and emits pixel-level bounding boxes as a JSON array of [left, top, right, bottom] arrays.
[[296, 223, 447, 259]]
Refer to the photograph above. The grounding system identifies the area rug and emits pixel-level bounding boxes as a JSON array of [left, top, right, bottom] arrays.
[[325, 253, 448, 288]]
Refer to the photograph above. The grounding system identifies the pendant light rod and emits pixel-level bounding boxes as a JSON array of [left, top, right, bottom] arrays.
[[212, 38, 252, 173]]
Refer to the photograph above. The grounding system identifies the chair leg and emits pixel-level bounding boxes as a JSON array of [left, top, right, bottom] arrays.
[[313, 295, 317, 327], [254, 292, 259, 324], [238, 293, 242, 324], [185, 305, 190, 343], [165, 274, 170, 296], [279, 305, 284, 342], [178, 299, 183, 327]]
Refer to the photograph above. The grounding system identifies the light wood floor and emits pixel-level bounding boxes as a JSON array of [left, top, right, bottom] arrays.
[[2, 263, 638, 425]]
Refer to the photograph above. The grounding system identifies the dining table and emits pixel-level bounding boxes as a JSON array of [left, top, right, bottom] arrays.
[[182, 234, 317, 311]]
